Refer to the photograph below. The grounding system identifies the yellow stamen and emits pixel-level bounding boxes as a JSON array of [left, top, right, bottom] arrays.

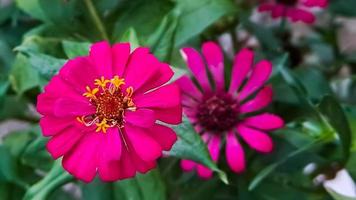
[[126, 87, 134, 97], [83, 86, 99, 99], [94, 76, 110, 89], [111, 76, 125, 88], [95, 118, 110, 133], [76, 116, 84, 123]]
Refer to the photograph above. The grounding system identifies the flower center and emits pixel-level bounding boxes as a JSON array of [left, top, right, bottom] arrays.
[[196, 93, 239, 133], [276, 0, 298, 6], [77, 76, 136, 133]]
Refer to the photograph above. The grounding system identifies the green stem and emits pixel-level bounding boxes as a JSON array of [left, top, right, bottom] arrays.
[[84, 0, 109, 41]]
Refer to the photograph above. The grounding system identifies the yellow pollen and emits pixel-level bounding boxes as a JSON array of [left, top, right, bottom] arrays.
[[79, 76, 136, 133], [83, 86, 99, 99], [111, 76, 125, 88], [95, 118, 110, 133], [94, 76, 110, 89]]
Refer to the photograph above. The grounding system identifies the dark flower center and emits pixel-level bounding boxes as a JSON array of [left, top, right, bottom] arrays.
[[196, 93, 239, 133], [276, 0, 298, 6]]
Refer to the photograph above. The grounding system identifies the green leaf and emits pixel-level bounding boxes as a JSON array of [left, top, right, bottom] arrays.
[[318, 95, 352, 163], [169, 118, 228, 184], [120, 28, 140, 50], [145, 11, 179, 61], [329, 0, 356, 17], [15, 0, 47, 21], [21, 135, 52, 171], [62, 40, 91, 59], [326, 188, 356, 200], [0, 146, 22, 185], [9, 54, 40, 95], [174, 0, 236, 46], [39, 0, 77, 25], [23, 160, 74, 200]]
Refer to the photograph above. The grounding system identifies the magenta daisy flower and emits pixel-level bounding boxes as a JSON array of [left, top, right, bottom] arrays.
[[37, 41, 182, 182], [177, 42, 284, 178], [258, 0, 328, 24]]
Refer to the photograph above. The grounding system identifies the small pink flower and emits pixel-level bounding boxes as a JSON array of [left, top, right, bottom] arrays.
[[37, 41, 182, 182], [258, 0, 328, 24], [177, 42, 284, 179]]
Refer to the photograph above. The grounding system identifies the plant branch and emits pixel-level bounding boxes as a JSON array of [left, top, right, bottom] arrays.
[[84, 0, 109, 41]]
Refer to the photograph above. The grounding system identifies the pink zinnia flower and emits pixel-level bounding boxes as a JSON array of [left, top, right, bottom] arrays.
[[258, 0, 328, 24], [177, 41, 284, 178], [37, 41, 182, 182]]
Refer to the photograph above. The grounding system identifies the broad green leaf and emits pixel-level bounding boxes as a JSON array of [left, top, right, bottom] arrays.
[[120, 28, 140, 50], [318, 95, 352, 163], [15, 0, 47, 22], [62, 40, 91, 59], [169, 118, 228, 184], [113, 170, 166, 200], [0, 146, 24, 186], [23, 160, 74, 200], [326, 188, 356, 200], [9, 54, 40, 95], [145, 11, 179, 61], [21, 135, 52, 171], [81, 170, 166, 200], [174, 0, 236, 46], [39, 0, 77, 25]]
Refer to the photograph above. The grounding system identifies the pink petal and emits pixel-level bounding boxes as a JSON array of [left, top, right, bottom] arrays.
[[112, 42, 130, 77], [243, 113, 284, 130], [239, 86, 273, 114], [117, 148, 136, 180], [62, 132, 101, 183], [37, 93, 57, 115], [238, 60, 272, 101], [258, 3, 275, 12], [59, 57, 98, 93], [182, 94, 198, 108], [176, 75, 202, 100], [125, 124, 162, 161], [123, 47, 160, 91], [208, 135, 221, 162], [202, 41, 224, 91], [39, 116, 75, 136], [180, 47, 211, 92], [44, 75, 78, 97], [153, 105, 182, 125], [286, 8, 315, 24], [271, 4, 286, 18], [135, 62, 174, 95], [197, 164, 213, 179], [125, 109, 155, 128], [54, 97, 96, 117], [229, 49, 254, 93], [226, 131, 245, 173], [129, 149, 156, 173], [237, 124, 273, 153], [181, 159, 196, 171], [46, 127, 84, 159], [134, 83, 180, 109], [303, 0, 328, 8], [89, 41, 112, 78], [99, 128, 122, 162], [148, 124, 177, 151]]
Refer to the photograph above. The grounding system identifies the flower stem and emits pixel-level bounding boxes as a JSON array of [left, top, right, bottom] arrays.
[[84, 0, 109, 41]]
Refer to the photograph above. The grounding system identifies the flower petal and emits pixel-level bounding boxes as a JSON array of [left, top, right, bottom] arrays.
[[62, 132, 101, 183], [243, 113, 284, 130], [181, 160, 196, 171], [100, 128, 122, 162], [202, 41, 224, 91], [54, 97, 96, 117], [125, 109, 155, 128], [286, 8, 315, 24], [238, 60, 272, 101], [89, 41, 112, 78], [197, 164, 213, 179], [112, 42, 130, 77], [134, 83, 180, 109], [237, 124, 273, 153], [153, 105, 182, 125], [229, 48, 254, 93], [176, 75, 202, 100], [226, 131, 245, 173], [148, 124, 177, 151], [39, 116, 75, 136], [180, 47, 211, 92], [239, 86, 273, 114], [125, 124, 162, 161], [46, 127, 85, 159]]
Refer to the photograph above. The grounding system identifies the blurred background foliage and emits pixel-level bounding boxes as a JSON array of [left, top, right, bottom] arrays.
[[0, 0, 356, 199]]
